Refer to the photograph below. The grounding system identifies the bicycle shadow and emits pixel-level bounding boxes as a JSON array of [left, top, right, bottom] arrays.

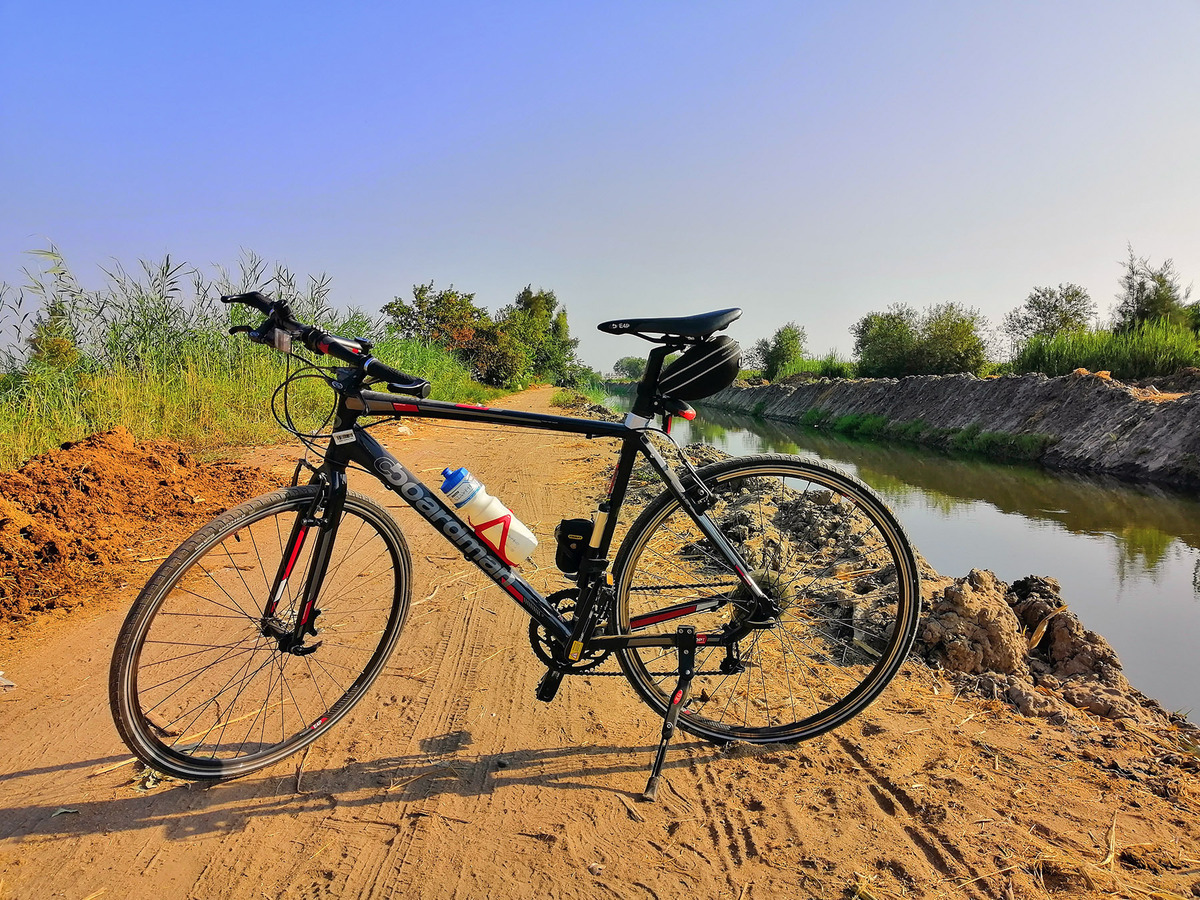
[[0, 732, 729, 843]]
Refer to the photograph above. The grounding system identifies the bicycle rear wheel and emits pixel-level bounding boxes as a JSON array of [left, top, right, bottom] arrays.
[[110, 486, 410, 779], [613, 454, 920, 744]]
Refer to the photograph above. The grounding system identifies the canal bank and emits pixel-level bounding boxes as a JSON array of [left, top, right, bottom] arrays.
[[692, 370, 1200, 489]]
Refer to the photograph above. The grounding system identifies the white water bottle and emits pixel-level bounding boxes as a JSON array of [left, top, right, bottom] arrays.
[[440, 467, 538, 565]]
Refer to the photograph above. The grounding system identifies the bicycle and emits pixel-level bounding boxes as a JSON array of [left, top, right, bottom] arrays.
[[109, 292, 922, 800]]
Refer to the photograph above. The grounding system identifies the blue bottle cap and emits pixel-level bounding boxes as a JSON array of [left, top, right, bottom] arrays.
[[440, 467, 481, 507], [441, 467, 468, 492]]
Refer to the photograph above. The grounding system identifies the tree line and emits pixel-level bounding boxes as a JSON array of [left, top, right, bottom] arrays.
[[5, 252, 604, 396], [670, 246, 1195, 383]]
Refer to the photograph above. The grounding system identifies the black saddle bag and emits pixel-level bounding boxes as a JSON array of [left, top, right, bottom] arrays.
[[657, 335, 742, 401]]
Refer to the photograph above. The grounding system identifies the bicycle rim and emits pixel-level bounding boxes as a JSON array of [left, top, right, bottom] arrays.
[[614, 455, 920, 744], [110, 487, 409, 779]]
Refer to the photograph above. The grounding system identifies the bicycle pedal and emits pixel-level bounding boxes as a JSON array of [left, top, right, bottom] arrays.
[[535, 668, 565, 703]]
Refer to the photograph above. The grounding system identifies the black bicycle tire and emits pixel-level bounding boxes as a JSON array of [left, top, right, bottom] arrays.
[[109, 486, 410, 780], [613, 454, 921, 745]]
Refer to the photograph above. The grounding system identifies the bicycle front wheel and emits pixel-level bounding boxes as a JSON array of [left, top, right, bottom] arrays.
[[613, 454, 920, 745], [110, 486, 411, 780]]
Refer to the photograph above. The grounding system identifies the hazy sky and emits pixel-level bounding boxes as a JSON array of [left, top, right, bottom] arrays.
[[3, 1, 1198, 371]]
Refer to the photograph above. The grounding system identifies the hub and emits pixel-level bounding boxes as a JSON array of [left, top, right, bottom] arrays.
[[731, 567, 791, 630], [261, 616, 323, 656]]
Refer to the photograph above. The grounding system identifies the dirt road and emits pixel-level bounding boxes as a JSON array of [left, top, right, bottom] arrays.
[[1, 388, 1198, 899]]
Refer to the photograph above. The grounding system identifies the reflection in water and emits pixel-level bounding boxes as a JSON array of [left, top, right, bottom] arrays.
[[605, 394, 1200, 714], [690, 404, 1200, 583]]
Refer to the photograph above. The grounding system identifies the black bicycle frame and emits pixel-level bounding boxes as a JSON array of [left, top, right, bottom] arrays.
[[268, 387, 770, 657]]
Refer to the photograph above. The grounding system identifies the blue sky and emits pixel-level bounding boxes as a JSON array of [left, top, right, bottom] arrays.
[[3, 1, 1198, 370]]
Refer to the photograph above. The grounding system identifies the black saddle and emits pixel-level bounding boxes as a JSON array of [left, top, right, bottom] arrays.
[[597, 308, 741, 342]]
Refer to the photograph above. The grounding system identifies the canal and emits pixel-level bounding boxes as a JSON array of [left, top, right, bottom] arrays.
[[607, 395, 1200, 717]]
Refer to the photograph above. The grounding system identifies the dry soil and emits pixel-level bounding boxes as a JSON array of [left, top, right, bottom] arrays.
[[0, 388, 1197, 900]]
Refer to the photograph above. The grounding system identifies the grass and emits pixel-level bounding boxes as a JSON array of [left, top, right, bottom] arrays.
[[773, 350, 857, 380], [795, 406, 1055, 462], [0, 250, 504, 470], [1013, 320, 1200, 380], [0, 337, 502, 471], [550, 385, 607, 408]]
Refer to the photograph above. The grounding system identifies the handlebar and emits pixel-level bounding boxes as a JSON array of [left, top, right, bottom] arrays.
[[221, 292, 432, 398]]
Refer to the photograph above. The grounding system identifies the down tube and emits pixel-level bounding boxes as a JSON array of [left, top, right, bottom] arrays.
[[345, 428, 571, 642]]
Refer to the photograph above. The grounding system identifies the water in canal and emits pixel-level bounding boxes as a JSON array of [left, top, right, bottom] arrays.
[[607, 395, 1200, 717]]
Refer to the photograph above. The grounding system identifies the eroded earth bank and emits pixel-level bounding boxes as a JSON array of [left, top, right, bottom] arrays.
[[703, 369, 1200, 488], [1, 387, 1198, 900]]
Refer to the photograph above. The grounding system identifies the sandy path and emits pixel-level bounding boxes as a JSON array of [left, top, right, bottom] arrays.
[[1, 387, 1198, 900]]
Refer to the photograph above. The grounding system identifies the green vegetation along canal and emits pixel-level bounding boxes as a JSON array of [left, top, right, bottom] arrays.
[[608, 396, 1200, 718]]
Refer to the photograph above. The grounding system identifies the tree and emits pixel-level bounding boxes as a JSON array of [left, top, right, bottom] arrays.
[[1003, 283, 1095, 347], [1112, 246, 1193, 332], [851, 304, 920, 377], [762, 322, 807, 380], [470, 321, 533, 388], [496, 286, 580, 385], [612, 356, 647, 380], [851, 302, 988, 376], [382, 282, 489, 350], [915, 303, 989, 375], [742, 339, 768, 373]]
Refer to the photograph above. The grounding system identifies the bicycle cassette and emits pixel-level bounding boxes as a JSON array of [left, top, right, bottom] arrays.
[[528, 588, 611, 672]]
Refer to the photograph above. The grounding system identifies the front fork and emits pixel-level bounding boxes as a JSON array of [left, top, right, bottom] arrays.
[[260, 469, 348, 654]]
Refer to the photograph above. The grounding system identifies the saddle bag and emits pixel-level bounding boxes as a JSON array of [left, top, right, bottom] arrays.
[[657, 335, 742, 401]]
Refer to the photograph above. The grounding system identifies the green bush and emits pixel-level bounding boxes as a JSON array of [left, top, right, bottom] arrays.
[[1003, 283, 1095, 348], [851, 302, 988, 376], [799, 407, 832, 427], [850, 304, 920, 377], [759, 322, 807, 380]]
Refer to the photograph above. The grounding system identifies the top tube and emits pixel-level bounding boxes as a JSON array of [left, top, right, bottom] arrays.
[[345, 391, 635, 439]]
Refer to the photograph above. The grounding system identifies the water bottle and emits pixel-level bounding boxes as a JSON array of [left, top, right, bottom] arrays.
[[440, 467, 538, 565]]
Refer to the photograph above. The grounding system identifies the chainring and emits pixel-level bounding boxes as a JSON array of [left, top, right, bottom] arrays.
[[528, 588, 611, 672]]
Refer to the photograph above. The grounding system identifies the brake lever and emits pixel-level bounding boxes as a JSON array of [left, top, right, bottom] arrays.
[[228, 315, 292, 353]]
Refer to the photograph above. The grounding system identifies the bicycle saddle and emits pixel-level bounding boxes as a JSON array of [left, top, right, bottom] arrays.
[[597, 308, 742, 340]]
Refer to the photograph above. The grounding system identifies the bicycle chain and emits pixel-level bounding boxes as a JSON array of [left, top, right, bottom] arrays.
[[585, 668, 727, 677], [533, 589, 730, 677]]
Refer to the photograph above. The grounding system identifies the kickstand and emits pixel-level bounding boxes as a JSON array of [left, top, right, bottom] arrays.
[[642, 625, 696, 802]]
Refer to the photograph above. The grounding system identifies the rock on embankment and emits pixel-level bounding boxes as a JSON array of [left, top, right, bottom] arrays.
[[703, 371, 1200, 488]]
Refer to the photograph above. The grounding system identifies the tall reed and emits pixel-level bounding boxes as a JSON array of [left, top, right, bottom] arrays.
[[1012, 321, 1200, 380], [0, 249, 501, 469], [774, 350, 857, 380]]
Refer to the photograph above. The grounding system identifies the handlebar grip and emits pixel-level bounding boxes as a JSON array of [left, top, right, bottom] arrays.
[[220, 291, 274, 314], [301, 329, 367, 363], [363, 357, 432, 398]]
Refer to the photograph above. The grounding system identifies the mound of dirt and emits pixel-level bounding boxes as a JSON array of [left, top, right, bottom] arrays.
[[0, 427, 271, 624], [918, 569, 1174, 724]]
